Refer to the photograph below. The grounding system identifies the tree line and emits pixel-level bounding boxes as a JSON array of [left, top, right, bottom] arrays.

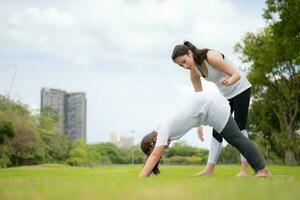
[[0, 94, 293, 168], [0, 95, 235, 167]]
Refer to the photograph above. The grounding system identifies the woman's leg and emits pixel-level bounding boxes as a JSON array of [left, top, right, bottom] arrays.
[[229, 88, 251, 176]]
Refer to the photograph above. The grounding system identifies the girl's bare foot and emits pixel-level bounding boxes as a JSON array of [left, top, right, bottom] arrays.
[[194, 163, 215, 176], [194, 170, 214, 176], [254, 167, 272, 177]]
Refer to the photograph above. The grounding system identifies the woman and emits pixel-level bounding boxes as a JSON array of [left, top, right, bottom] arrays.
[[139, 90, 271, 177], [171, 41, 252, 176]]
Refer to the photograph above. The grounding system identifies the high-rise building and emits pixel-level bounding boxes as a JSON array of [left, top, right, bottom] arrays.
[[65, 92, 86, 140], [41, 88, 86, 141], [41, 88, 66, 132]]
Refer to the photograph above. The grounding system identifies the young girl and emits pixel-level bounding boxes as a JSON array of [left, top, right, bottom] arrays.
[[171, 41, 252, 176], [139, 90, 271, 177]]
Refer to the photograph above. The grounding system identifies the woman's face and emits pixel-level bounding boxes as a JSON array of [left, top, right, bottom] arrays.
[[174, 50, 195, 70]]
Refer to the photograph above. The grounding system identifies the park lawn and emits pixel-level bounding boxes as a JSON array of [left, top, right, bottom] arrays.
[[0, 164, 299, 200]]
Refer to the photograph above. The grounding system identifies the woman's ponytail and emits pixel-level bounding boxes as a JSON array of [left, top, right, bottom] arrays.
[[172, 41, 209, 66], [183, 41, 197, 52]]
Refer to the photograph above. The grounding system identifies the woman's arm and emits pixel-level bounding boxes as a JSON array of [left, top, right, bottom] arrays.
[[190, 69, 203, 92], [139, 146, 166, 177], [190, 70, 204, 138], [206, 51, 240, 86]]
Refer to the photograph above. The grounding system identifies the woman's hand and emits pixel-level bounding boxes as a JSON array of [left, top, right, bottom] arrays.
[[197, 125, 204, 141], [219, 72, 240, 86], [220, 77, 234, 86]]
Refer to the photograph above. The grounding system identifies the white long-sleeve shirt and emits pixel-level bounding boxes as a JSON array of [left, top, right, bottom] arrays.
[[155, 90, 231, 147]]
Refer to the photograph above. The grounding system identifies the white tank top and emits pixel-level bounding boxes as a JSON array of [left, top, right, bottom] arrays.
[[195, 57, 251, 99]]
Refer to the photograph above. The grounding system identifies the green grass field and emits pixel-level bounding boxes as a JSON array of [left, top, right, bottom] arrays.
[[0, 164, 299, 200]]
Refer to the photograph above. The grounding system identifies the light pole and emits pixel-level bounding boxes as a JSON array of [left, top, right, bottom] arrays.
[[130, 130, 135, 165]]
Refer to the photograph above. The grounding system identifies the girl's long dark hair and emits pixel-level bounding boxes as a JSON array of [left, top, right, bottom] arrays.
[[172, 41, 209, 66], [140, 131, 161, 175]]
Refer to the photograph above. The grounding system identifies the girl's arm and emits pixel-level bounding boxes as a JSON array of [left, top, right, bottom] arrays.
[[206, 51, 240, 86], [190, 69, 203, 92], [139, 146, 166, 177]]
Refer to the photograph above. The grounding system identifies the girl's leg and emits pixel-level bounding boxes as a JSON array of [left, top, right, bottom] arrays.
[[195, 130, 222, 176], [220, 115, 270, 176], [208, 131, 223, 164]]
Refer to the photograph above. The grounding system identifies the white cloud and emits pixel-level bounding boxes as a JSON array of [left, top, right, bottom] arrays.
[[0, 0, 264, 67]]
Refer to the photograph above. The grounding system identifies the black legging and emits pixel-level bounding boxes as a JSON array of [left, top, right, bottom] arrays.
[[213, 88, 251, 143]]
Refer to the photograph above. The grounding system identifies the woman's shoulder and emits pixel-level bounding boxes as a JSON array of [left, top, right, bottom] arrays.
[[206, 50, 224, 62], [204, 50, 228, 71]]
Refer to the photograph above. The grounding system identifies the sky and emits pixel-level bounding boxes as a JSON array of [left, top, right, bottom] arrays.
[[0, 0, 267, 149]]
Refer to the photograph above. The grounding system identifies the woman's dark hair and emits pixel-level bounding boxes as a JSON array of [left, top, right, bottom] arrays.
[[172, 41, 209, 66], [140, 131, 161, 175]]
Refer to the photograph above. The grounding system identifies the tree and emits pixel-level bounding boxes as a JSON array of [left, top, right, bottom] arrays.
[[218, 145, 240, 164], [235, 0, 300, 165], [0, 122, 15, 144], [164, 141, 208, 165], [0, 96, 45, 166], [7, 117, 45, 166], [248, 98, 293, 164], [66, 139, 88, 166], [263, 0, 300, 64], [0, 121, 15, 167], [37, 108, 71, 163]]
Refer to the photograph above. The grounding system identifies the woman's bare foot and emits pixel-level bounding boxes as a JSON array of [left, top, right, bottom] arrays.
[[254, 167, 272, 177], [194, 163, 215, 176], [236, 161, 249, 176]]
